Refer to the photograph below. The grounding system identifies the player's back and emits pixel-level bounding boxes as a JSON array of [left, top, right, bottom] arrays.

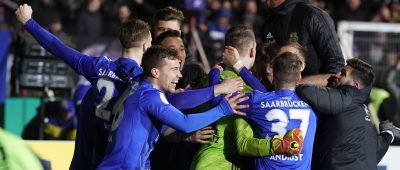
[[70, 57, 143, 169], [246, 89, 317, 170]]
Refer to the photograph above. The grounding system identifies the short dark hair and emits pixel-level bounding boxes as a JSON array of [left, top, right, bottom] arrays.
[[347, 58, 375, 87], [225, 25, 256, 57], [272, 52, 303, 86], [153, 30, 182, 45], [252, 42, 279, 90], [154, 6, 184, 27], [279, 41, 307, 62], [176, 63, 206, 89], [141, 45, 179, 77], [118, 19, 150, 49]]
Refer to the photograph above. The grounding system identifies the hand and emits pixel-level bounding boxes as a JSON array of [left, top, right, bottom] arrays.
[[270, 128, 304, 155], [327, 72, 340, 88], [175, 84, 190, 93], [213, 64, 223, 72], [282, 128, 304, 155], [15, 4, 33, 25], [222, 46, 241, 68], [225, 93, 249, 116], [214, 77, 244, 96], [185, 126, 215, 144]]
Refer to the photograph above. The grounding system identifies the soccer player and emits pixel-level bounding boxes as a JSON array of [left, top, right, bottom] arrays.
[[212, 52, 317, 169], [191, 25, 301, 170], [153, 6, 184, 38], [98, 45, 248, 169], [153, 30, 186, 70], [15, 4, 243, 169], [16, 5, 150, 169]]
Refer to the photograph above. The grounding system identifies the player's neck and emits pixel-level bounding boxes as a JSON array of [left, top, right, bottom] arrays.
[[122, 48, 143, 65], [145, 77, 161, 90], [274, 83, 295, 91]]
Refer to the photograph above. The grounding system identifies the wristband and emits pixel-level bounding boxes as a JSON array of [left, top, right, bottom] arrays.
[[233, 60, 244, 72]]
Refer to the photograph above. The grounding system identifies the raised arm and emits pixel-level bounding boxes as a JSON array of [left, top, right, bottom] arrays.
[[238, 67, 267, 92], [209, 68, 224, 107], [223, 46, 267, 92], [143, 90, 248, 133], [15, 4, 96, 77], [308, 9, 345, 74]]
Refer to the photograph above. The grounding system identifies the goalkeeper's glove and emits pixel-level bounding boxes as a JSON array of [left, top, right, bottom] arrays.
[[270, 128, 304, 155]]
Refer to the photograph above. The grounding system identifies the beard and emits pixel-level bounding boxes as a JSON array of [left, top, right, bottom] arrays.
[[327, 75, 340, 88]]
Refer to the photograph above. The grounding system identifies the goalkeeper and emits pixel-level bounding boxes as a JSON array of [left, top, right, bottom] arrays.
[[191, 26, 307, 170], [209, 52, 316, 169]]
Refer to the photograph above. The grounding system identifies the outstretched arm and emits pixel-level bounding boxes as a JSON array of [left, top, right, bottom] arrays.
[[143, 90, 248, 133], [166, 77, 243, 110], [295, 84, 353, 115], [15, 4, 96, 77]]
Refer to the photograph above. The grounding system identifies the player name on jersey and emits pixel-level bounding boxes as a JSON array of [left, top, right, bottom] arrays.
[[269, 154, 304, 161], [260, 100, 309, 108], [98, 68, 121, 80]]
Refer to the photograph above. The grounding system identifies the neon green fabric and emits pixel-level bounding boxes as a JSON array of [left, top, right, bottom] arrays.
[[0, 128, 43, 170], [370, 87, 390, 113], [235, 116, 270, 157], [190, 71, 271, 170]]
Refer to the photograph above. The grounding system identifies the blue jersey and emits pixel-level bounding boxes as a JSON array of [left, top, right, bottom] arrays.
[[24, 19, 143, 169], [98, 80, 233, 169], [244, 90, 317, 170], [24, 18, 220, 169], [73, 76, 91, 106]]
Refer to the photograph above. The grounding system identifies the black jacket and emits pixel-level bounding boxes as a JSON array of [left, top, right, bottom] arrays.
[[296, 85, 379, 170], [262, 0, 345, 76]]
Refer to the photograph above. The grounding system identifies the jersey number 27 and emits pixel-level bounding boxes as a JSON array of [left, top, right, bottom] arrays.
[[265, 109, 310, 137]]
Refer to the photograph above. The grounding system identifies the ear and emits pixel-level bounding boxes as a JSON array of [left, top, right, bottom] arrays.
[[249, 47, 255, 58], [143, 42, 149, 53], [296, 74, 302, 82], [353, 82, 362, 89], [151, 68, 160, 78]]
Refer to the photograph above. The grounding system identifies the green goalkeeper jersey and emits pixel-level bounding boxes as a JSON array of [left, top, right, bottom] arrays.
[[190, 70, 271, 170], [0, 128, 43, 170]]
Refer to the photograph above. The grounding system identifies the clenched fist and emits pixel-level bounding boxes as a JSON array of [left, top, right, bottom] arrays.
[[15, 4, 33, 25]]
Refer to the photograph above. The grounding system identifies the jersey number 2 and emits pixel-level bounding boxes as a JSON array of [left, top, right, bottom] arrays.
[[95, 79, 115, 121]]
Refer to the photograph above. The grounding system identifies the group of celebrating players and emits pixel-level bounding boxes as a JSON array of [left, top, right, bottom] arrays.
[[15, 2, 400, 170]]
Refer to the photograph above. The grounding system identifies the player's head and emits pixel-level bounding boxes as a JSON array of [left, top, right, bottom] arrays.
[[277, 42, 306, 71], [225, 25, 256, 69], [153, 6, 184, 37], [176, 63, 206, 89], [118, 19, 152, 52], [153, 30, 186, 70], [329, 58, 374, 89], [272, 52, 303, 89], [142, 45, 182, 93], [252, 42, 279, 90]]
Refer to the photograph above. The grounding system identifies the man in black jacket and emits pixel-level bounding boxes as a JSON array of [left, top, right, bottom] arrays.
[[262, 0, 345, 82], [296, 58, 400, 169]]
